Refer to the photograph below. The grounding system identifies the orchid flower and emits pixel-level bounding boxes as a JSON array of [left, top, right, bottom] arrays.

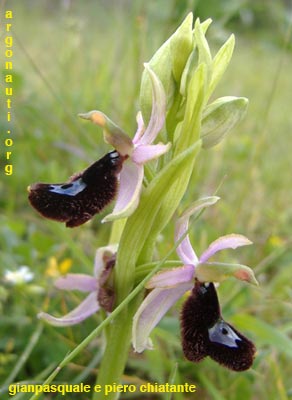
[[132, 197, 257, 352], [79, 64, 170, 222], [38, 245, 117, 326]]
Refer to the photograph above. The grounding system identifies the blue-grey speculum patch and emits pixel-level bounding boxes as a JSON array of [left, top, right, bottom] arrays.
[[49, 180, 87, 196], [208, 319, 242, 348]]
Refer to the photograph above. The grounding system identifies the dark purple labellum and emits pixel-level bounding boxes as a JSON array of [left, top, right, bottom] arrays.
[[181, 280, 256, 371], [28, 151, 125, 227]]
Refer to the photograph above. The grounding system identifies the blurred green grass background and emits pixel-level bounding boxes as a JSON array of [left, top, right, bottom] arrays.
[[1, 0, 292, 399]]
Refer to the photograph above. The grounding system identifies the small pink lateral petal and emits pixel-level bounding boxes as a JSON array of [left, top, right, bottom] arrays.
[[132, 143, 171, 164]]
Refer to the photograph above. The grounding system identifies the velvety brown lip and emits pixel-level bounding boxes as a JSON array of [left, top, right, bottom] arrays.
[[181, 280, 256, 371], [28, 150, 125, 228]]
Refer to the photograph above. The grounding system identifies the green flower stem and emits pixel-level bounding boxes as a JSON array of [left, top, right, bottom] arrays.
[[109, 218, 127, 244], [93, 298, 142, 400]]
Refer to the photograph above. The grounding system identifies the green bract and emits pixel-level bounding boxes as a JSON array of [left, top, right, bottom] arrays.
[[170, 12, 194, 84], [201, 96, 249, 148], [139, 15, 240, 160]]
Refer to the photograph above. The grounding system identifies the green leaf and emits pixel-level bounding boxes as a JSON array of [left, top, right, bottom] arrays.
[[201, 96, 248, 148]]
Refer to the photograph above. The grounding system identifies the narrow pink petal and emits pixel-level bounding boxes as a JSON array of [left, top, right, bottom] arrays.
[[102, 161, 144, 222], [138, 64, 166, 145], [37, 292, 99, 327], [175, 197, 220, 265], [175, 218, 198, 265], [199, 234, 252, 264], [132, 283, 192, 352], [146, 265, 194, 289], [54, 274, 97, 292], [94, 244, 118, 277], [132, 112, 145, 144], [132, 143, 171, 164]]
